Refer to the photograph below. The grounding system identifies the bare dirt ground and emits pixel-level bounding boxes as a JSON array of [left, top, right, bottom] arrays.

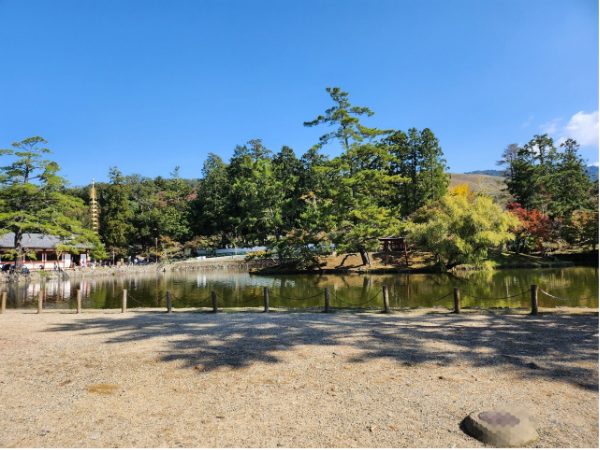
[[0, 309, 597, 448]]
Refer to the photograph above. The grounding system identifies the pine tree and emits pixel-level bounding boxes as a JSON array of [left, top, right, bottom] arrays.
[[384, 128, 449, 216], [0, 136, 105, 267], [99, 167, 134, 257], [550, 139, 593, 217]]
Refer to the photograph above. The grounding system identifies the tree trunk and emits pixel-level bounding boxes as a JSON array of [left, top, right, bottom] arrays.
[[13, 230, 23, 267], [358, 246, 371, 266], [13, 230, 23, 279]]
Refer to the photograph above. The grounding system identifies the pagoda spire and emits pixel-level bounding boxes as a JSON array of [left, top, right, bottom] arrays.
[[90, 179, 99, 232]]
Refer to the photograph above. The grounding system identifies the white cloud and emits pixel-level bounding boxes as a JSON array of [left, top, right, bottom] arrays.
[[562, 111, 599, 147]]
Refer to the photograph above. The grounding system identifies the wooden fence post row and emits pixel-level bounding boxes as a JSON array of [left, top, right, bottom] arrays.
[[453, 287, 461, 314], [166, 291, 172, 313], [37, 290, 43, 314], [324, 288, 330, 313], [263, 287, 269, 313], [382, 285, 390, 313], [211, 290, 218, 313], [76, 289, 82, 314], [530, 284, 538, 315]]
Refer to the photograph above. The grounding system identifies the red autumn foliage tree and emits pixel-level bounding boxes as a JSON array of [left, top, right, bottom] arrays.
[[507, 202, 553, 252]]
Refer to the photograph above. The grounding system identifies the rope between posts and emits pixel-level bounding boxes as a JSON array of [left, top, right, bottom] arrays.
[[427, 291, 454, 305], [274, 291, 323, 301], [126, 293, 142, 306], [463, 289, 530, 301], [539, 288, 594, 303], [333, 290, 381, 309]]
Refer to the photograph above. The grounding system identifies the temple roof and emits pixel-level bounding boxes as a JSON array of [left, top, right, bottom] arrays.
[[0, 233, 92, 249]]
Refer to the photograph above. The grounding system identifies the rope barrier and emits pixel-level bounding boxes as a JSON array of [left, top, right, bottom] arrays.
[[539, 288, 594, 303], [463, 289, 530, 301], [423, 291, 454, 305], [116, 285, 595, 311], [274, 291, 323, 301], [333, 290, 381, 309]]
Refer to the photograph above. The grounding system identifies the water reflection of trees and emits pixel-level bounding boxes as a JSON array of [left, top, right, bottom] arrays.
[[4, 267, 598, 309]]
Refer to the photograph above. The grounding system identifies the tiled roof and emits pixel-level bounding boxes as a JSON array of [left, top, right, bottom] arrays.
[[0, 233, 92, 249]]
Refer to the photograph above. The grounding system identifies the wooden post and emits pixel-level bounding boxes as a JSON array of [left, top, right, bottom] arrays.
[[324, 288, 330, 313], [1, 292, 6, 314], [382, 285, 390, 313], [453, 287, 461, 314], [76, 289, 82, 314], [166, 291, 172, 313], [263, 287, 269, 313], [121, 289, 127, 313], [211, 290, 218, 313], [37, 290, 43, 314], [530, 284, 538, 315]]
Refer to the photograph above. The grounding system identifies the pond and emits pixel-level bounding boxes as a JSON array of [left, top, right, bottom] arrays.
[[3, 266, 598, 310]]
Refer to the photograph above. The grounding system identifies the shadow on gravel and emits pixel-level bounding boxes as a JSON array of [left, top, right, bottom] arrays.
[[46, 312, 599, 390]]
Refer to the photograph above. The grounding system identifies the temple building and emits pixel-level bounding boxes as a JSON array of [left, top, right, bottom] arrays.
[[0, 233, 93, 270]]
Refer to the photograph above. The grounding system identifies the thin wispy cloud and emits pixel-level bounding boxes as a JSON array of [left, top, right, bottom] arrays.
[[521, 115, 534, 129], [540, 118, 562, 135]]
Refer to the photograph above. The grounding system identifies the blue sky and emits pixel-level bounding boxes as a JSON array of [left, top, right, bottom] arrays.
[[0, 0, 597, 186]]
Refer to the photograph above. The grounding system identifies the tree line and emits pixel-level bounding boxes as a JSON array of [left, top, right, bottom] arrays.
[[0, 87, 597, 270]]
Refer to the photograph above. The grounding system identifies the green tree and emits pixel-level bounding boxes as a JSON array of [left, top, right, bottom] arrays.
[[505, 134, 558, 213], [303, 86, 383, 152], [384, 127, 449, 216], [272, 146, 303, 234], [191, 153, 230, 242], [226, 139, 284, 244], [0, 137, 105, 266], [549, 139, 593, 217], [153, 167, 193, 243], [407, 190, 518, 270], [99, 167, 134, 257], [330, 142, 405, 265], [496, 143, 519, 185], [303, 87, 400, 265]]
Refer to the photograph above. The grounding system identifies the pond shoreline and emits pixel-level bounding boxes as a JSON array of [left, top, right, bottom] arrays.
[[253, 259, 576, 275], [0, 256, 277, 284]]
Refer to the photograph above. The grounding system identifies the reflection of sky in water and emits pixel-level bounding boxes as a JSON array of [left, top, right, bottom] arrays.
[[5, 267, 598, 309]]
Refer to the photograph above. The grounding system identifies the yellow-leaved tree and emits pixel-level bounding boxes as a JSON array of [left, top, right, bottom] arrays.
[[406, 186, 518, 270]]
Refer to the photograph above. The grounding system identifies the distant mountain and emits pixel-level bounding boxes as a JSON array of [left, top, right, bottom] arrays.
[[586, 165, 598, 181], [465, 166, 598, 181], [465, 169, 504, 177]]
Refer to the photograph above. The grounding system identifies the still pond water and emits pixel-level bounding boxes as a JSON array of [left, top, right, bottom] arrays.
[[5, 266, 598, 310]]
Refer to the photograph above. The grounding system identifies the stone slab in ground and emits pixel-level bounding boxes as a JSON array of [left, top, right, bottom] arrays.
[[462, 408, 539, 447]]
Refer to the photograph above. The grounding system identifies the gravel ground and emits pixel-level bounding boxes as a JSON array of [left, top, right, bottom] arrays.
[[0, 309, 597, 448]]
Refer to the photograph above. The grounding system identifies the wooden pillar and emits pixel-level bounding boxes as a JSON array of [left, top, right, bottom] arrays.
[[76, 289, 82, 314], [1, 292, 6, 314], [530, 284, 538, 316], [166, 291, 172, 313], [382, 285, 390, 313], [324, 288, 330, 313], [37, 290, 43, 314], [211, 290, 218, 313], [121, 289, 127, 313], [263, 287, 269, 313], [453, 287, 461, 314]]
